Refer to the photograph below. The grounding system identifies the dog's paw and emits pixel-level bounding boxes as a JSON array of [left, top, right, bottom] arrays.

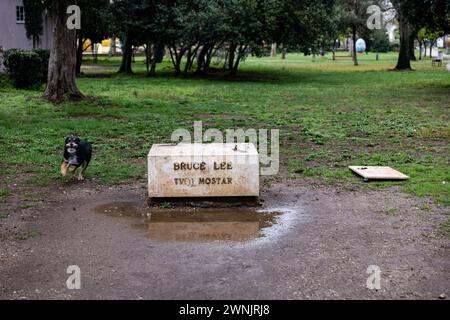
[[60, 163, 68, 176], [78, 176, 85, 181]]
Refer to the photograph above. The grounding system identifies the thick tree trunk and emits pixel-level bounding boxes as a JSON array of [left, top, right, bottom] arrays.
[[118, 34, 133, 74], [43, 0, 82, 102], [395, 16, 412, 70], [76, 32, 83, 75], [352, 27, 358, 66]]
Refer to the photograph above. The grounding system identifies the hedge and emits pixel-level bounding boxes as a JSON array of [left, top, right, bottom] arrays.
[[32, 49, 50, 82], [3, 48, 50, 88]]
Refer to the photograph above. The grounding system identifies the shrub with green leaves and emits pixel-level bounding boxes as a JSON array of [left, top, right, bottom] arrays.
[[370, 30, 391, 53], [3, 49, 43, 88], [32, 49, 50, 82]]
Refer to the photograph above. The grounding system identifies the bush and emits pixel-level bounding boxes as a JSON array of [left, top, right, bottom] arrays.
[[371, 30, 391, 53], [0, 74, 12, 89], [32, 49, 50, 82], [3, 49, 43, 88]]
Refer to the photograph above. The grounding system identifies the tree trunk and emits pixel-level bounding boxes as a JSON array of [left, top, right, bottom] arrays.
[[195, 44, 210, 74], [230, 45, 246, 76], [204, 46, 215, 70], [168, 46, 183, 76], [43, 0, 82, 102], [109, 37, 116, 57], [184, 45, 199, 75], [228, 44, 236, 71], [429, 41, 434, 58], [150, 58, 156, 78], [76, 32, 83, 75], [280, 43, 286, 59], [118, 34, 133, 74], [409, 35, 416, 61], [271, 43, 277, 57], [352, 27, 358, 66], [423, 43, 427, 58], [417, 39, 422, 60], [145, 43, 151, 77], [183, 47, 192, 74], [395, 16, 412, 70]]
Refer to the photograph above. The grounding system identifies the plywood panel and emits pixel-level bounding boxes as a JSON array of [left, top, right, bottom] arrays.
[[348, 166, 409, 181]]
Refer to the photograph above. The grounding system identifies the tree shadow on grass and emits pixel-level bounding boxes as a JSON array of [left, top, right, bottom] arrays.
[[79, 64, 322, 84]]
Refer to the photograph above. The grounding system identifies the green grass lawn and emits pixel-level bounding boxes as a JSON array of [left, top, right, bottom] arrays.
[[0, 52, 449, 204]]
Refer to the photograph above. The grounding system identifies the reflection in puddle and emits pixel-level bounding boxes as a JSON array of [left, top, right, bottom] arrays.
[[146, 210, 281, 242], [93, 202, 283, 243]]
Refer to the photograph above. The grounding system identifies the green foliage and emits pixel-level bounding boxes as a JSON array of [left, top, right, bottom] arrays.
[[110, 0, 336, 75], [78, 0, 111, 45], [32, 49, 50, 82], [390, 0, 450, 34], [335, 0, 374, 34], [370, 30, 391, 53], [23, 0, 44, 47], [3, 49, 43, 88]]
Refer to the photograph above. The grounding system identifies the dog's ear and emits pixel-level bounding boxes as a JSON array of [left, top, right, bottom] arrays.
[[75, 137, 81, 143], [65, 136, 70, 143]]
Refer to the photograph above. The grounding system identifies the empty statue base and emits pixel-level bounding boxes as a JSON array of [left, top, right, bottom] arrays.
[[148, 143, 260, 198]]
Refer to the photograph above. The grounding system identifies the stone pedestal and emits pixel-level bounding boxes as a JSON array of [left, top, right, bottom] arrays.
[[148, 143, 259, 198]]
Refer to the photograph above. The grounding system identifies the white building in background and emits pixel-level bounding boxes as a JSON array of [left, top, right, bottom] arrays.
[[0, 0, 54, 51]]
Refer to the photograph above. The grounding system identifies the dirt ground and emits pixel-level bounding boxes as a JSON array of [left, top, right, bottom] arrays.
[[0, 178, 448, 300]]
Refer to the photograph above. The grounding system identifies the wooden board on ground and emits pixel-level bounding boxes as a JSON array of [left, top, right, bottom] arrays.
[[348, 166, 409, 181]]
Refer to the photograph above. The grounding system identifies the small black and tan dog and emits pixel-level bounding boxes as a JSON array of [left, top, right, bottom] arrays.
[[61, 135, 92, 181]]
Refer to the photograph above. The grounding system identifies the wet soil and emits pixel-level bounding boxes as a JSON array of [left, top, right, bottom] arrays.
[[0, 179, 448, 299]]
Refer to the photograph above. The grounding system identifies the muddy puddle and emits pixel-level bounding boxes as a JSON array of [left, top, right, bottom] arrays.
[[93, 202, 284, 242]]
